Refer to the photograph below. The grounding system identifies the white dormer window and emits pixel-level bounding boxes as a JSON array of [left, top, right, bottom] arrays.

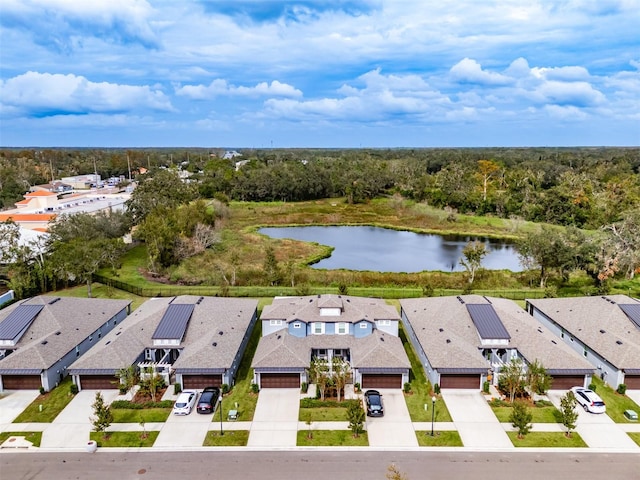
[[359, 322, 367, 329], [293, 322, 301, 329], [270, 320, 283, 326], [337, 323, 348, 335], [312, 322, 325, 335], [320, 307, 341, 316], [378, 320, 391, 326]]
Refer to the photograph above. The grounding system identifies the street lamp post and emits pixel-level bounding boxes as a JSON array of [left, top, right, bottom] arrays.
[[430, 396, 436, 436], [219, 396, 224, 436]]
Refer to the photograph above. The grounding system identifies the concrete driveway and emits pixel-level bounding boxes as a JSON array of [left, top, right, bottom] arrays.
[[626, 390, 640, 409], [441, 389, 512, 449], [248, 388, 299, 447], [40, 389, 121, 449], [154, 393, 212, 448], [0, 390, 40, 426], [365, 389, 418, 447], [547, 390, 639, 450]]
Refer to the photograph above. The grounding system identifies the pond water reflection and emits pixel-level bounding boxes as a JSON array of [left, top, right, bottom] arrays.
[[259, 226, 522, 273]]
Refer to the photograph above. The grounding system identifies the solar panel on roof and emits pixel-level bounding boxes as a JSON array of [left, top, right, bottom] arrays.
[[152, 304, 195, 340], [466, 304, 510, 340], [0, 304, 44, 341], [619, 304, 640, 330]]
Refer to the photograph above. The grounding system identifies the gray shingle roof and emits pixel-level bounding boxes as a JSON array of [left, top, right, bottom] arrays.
[[261, 294, 400, 324], [0, 296, 131, 371], [68, 296, 257, 373], [527, 295, 640, 370], [401, 295, 594, 372]]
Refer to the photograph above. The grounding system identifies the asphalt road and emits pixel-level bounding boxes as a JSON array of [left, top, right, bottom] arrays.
[[2, 451, 639, 480]]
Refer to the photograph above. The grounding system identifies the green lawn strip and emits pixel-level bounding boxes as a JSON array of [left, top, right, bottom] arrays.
[[0, 431, 42, 447], [296, 430, 368, 446], [507, 431, 588, 448], [591, 377, 640, 423], [299, 406, 349, 422], [111, 408, 170, 423], [399, 324, 452, 422], [13, 377, 76, 423], [215, 318, 263, 422], [53, 283, 147, 311], [490, 403, 560, 423], [416, 431, 463, 447], [90, 431, 158, 447], [628, 433, 640, 447], [203, 430, 249, 446]]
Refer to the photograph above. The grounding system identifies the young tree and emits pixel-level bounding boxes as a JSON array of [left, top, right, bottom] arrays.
[[526, 359, 552, 395], [91, 391, 113, 439], [347, 399, 365, 438], [510, 400, 533, 439], [309, 357, 330, 401], [331, 357, 351, 403], [459, 240, 487, 284], [500, 358, 525, 403], [115, 365, 139, 398], [263, 245, 281, 286], [560, 391, 579, 437]]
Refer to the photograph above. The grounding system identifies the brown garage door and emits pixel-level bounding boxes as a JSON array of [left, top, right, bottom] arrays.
[[439, 374, 480, 389], [80, 375, 117, 390], [549, 375, 584, 390], [260, 373, 300, 388], [361, 374, 402, 389], [182, 375, 222, 389], [2, 375, 41, 390], [624, 375, 640, 389]]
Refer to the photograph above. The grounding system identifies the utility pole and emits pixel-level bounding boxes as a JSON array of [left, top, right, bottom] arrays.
[[127, 154, 132, 181]]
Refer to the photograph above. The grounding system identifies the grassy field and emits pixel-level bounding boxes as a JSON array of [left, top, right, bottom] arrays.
[[416, 431, 463, 447], [507, 431, 588, 447], [203, 430, 249, 446], [13, 377, 76, 423], [296, 429, 368, 446], [0, 431, 42, 447], [591, 377, 640, 423], [90, 431, 158, 447]]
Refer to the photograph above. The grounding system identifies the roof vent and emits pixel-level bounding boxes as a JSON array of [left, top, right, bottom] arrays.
[[457, 296, 465, 304], [55, 331, 61, 335], [551, 340, 557, 344], [41, 340, 48, 345], [599, 329, 606, 334], [277, 335, 281, 340], [380, 337, 385, 342], [446, 339, 451, 343], [218, 331, 224, 335], [616, 340, 623, 345], [212, 342, 217, 347], [48, 297, 61, 305], [439, 328, 444, 332], [196, 297, 204, 304]]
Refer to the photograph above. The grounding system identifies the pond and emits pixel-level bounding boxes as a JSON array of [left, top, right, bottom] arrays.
[[259, 226, 522, 273]]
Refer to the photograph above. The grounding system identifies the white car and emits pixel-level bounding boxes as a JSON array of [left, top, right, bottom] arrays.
[[173, 390, 198, 415], [570, 386, 606, 414]]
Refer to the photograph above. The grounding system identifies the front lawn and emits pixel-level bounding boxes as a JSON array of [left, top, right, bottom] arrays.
[[203, 430, 249, 446], [296, 430, 368, 446], [490, 400, 560, 423], [628, 433, 640, 447], [299, 399, 353, 422], [416, 431, 463, 447], [507, 431, 588, 448], [591, 377, 640, 423], [111, 408, 171, 423], [0, 431, 42, 447], [13, 377, 76, 423], [400, 324, 452, 422], [90, 431, 158, 447]]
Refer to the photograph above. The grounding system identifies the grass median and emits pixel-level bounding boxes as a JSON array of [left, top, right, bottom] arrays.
[[507, 431, 587, 447], [90, 431, 158, 447], [0, 431, 42, 447], [297, 430, 368, 446]]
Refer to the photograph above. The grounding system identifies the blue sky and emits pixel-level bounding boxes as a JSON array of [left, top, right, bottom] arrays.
[[1, 0, 638, 147]]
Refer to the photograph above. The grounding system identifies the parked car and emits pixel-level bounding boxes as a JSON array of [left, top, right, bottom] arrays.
[[173, 390, 198, 415], [570, 386, 606, 414], [364, 389, 384, 417], [197, 386, 221, 414]]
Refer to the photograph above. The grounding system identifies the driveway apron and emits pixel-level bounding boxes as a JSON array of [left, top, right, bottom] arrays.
[[248, 388, 299, 447], [365, 389, 418, 447], [40, 389, 120, 449], [547, 390, 640, 450], [0, 390, 40, 427], [441, 389, 513, 449], [154, 405, 213, 448]]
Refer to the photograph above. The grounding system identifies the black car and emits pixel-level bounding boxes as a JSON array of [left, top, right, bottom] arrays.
[[196, 386, 220, 414], [364, 389, 384, 417]]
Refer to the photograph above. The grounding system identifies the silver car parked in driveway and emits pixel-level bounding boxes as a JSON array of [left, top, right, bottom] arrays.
[[173, 390, 198, 415], [571, 386, 606, 414]]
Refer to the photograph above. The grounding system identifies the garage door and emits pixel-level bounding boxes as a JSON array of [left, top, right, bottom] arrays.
[[183, 375, 222, 389], [260, 373, 300, 388], [439, 374, 480, 389], [79, 375, 117, 390], [549, 375, 584, 390], [2, 374, 41, 390], [624, 375, 640, 389], [361, 374, 402, 389]]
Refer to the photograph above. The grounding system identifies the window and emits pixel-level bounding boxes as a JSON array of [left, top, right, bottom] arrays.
[[583, 349, 588, 357], [359, 322, 368, 329], [337, 323, 348, 335], [75, 346, 80, 357], [312, 322, 325, 335], [378, 320, 391, 326], [293, 322, 301, 329], [269, 319, 283, 326]]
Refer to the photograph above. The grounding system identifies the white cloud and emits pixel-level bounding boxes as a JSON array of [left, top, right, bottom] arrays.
[[450, 58, 513, 86], [176, 79, 302, 99], [0, 71, 173, 117]]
